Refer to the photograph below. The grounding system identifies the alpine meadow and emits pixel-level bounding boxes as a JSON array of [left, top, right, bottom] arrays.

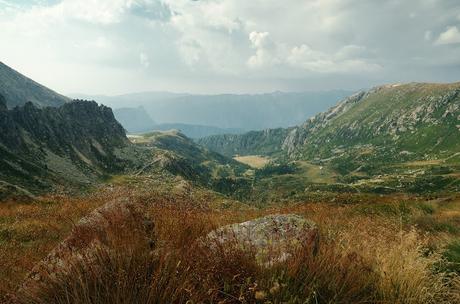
[[1, 1, 460, 303]]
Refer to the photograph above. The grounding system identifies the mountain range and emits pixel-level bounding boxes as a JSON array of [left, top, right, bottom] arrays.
[[75, 90, 352, 132], [1, 60, 459, 199], [200, 82, 460, 161], [199, 82, 460, 194], [112, 106, 245, 138]]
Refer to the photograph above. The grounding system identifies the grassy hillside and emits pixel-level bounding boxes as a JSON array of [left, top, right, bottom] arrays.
[[200, 83, 460, 195], [285, 83, 460, 161], [2, 79, 460, 303], [129, 130, 252, 198]]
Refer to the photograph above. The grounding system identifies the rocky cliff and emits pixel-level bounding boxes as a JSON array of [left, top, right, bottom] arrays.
[[197, 128, 290, 158], [0, 96, 132, 196]]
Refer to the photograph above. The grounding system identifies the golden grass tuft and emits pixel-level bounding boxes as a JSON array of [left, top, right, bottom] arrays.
[[1, 184, 460, 303]]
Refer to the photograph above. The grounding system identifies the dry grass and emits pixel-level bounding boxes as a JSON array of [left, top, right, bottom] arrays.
[[2, 183, 460, 303], [234, 155, 270, 169]]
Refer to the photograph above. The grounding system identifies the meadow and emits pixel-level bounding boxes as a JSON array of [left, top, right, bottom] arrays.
[[1, 175, 460, 303]]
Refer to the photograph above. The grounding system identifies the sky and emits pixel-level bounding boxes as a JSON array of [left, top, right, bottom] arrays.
[[0, 0, 460, 95]]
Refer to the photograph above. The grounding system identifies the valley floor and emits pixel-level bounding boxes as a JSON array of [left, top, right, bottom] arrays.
[[1, 174, 460, 303]]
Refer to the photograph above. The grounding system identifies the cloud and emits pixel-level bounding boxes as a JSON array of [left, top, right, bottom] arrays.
[[249, 32, 271, 49], [139, 52, 150, 68], [424, 30, 432, 41], [436, 26, 460, 45], [247, 32, 381, 73], [288, 44, 381, 73], [0, 0, 459, 94], [247, 31, 281, 68]]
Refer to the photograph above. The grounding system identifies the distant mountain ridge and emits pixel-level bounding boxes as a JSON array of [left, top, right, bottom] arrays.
[[113, 106, 157, 133], [0, 62, 69, 108], [199, 82, 460, 163], [75, 90, 353, 131], [112, 106, 246, 138]]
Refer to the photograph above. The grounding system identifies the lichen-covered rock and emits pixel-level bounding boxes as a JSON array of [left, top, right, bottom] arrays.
[[206, 214, 319, 267]]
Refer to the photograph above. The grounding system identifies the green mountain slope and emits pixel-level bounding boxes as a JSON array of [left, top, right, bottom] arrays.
[[0, 62, 70, 108], [130, 131, 249, 187], [199, 82, 460, 195], [284, 83, 460, 161], [130, 130, 251, 198]]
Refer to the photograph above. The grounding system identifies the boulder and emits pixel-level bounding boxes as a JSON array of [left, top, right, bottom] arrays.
[[206, 214, 319, 267], [18, 199, 155, 298]]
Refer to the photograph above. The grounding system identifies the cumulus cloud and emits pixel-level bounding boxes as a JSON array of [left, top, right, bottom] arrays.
[[436, 26, 460, 45], [249, 32, 271, 49], [0, 0, 459, 94], [247, 31, 281, 68], [247, 32, 380, 73]]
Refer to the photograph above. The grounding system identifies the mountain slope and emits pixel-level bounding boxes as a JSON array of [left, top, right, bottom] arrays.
[[283, 83, 460, 162], [130, 130, 251, 198], [113, 106, 156, 133], [0, 96, 136, 196], [199, 82, 460, 194], [201, 82, 460, 161], [150, 123, 245, 139], [0, 62, 69, 108], [197, 128, 290, 158]]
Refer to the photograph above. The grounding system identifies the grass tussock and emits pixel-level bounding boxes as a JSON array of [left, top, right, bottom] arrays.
[[4, 193, 458, 304]]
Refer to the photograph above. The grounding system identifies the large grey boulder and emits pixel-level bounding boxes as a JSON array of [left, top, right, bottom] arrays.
[[206, 214, 319, 267]]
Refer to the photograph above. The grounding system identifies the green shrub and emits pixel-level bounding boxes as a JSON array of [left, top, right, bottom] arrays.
[[443, 240, 460, 274]]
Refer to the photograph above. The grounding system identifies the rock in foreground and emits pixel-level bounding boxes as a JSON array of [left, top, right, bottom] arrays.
[[18, 199, 155, 299], [206, 214, 319, 267]]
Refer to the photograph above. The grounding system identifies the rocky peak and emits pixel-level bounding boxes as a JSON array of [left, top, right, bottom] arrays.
[[0, 99, 132, 195]]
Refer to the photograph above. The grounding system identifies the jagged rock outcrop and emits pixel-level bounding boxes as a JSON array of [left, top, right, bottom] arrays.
[[206, 214, 319, 267], [197, 128, 290, 158], [0, 97, 133, 196], [282, 91, 367, 156]]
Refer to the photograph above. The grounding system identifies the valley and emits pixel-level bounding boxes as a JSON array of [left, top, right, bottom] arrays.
[[0, 62, 460, 303]]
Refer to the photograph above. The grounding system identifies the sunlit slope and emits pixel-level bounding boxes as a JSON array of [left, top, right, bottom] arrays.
[[284, 82, 460, 161]]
